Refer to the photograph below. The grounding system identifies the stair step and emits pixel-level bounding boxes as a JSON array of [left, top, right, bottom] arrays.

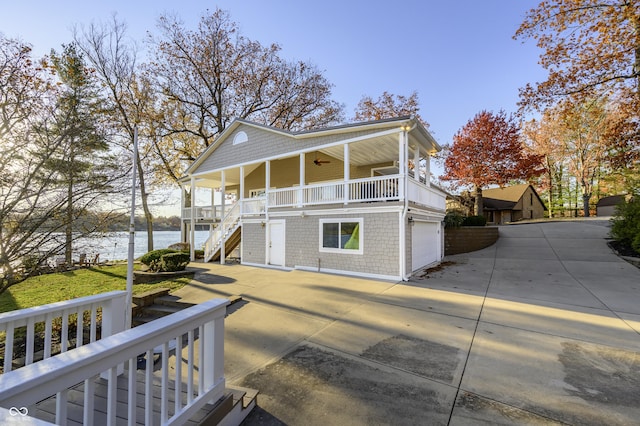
[[154, 295, 196, 309], [132, 313, 166, 326], [143, 304, 183, 316]]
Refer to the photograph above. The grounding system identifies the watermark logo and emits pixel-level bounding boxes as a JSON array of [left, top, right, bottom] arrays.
[[9, 407, 28, 416]]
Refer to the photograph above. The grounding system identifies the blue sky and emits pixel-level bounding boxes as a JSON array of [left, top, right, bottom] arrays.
[[1, 1, 546, 214], [1, 0, 545, 149]]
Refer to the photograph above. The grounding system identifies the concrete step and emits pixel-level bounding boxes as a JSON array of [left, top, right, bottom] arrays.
[[132, 313, 166, 327], [154, 294, 196, 309], [143, 303, 183, 317]]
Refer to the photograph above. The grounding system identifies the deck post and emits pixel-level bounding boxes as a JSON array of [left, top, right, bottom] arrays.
[[202, 313, 226, 404], [220, 170, 226, 265], [240, 166, 245, 215], [299, 153, 305, 207], [398, 130, 406, 200], [343, 144, 350, 205], [190, 176, 196, 261]]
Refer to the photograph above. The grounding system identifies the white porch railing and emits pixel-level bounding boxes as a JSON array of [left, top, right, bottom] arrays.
[[184, 175, 443, 221], [267, 176, 401, 207], [0, 291, 128, 374], [408, 179, 446, 210], [182, 205, 224, 221], [0, 297, 227, 426], [204, 202, 241, 262], [241, 197, 266, 215], [348, 175, 400, 202]]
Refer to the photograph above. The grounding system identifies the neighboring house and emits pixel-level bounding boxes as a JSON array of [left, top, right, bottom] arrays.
[[179, 116, 447, 281], [482, 184, 546, 224], [596, 195, 625, 216]]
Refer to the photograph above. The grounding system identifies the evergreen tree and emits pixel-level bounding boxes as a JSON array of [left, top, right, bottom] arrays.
[[45, 43, 112, 264]]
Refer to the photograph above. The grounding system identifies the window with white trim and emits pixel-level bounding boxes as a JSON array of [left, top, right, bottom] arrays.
[[233, 131, 248, 145], [319, 218, 363, 254]]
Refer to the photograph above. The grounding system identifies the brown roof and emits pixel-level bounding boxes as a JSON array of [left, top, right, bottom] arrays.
[[482, 184, 547, 211], [482, 184, 530, 202]]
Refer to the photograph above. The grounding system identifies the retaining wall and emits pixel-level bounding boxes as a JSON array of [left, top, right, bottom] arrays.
[[444, 226, 499, 255]]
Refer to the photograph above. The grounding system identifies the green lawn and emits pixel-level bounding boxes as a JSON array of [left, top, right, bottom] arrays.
[[0, 264, 192, 313]]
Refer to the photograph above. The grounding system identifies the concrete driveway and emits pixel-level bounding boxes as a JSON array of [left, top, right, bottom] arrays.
[[173, 219, 640, 425]]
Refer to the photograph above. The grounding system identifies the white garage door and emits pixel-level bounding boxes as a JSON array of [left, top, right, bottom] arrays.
[[412, 222, 440, 271]]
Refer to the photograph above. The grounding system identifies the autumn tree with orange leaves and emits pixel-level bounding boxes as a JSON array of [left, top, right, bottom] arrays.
[[515, 0, 640, 170], [443, 110, 543, 216]]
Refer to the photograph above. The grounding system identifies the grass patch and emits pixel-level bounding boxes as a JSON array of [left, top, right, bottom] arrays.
[[0, 264, 192, 313]]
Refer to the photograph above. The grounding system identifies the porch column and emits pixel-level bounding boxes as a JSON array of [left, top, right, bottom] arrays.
[[190, 176, 195, 261], [398, 131, 406, 200], [424, 151, 431, 187], [299, 153, 305, 208], [220, 170, 226, 265], [180, 185, 186, 242], [239, 166, 245, 214], [265, 160, 270, 215], [413, 146, 420, 182], [343, 144, 350, 205]]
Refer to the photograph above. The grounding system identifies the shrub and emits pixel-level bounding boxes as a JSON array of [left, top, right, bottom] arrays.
[[155, 252, 190, 272], [168, 242, 190, 252], [444, 211, 466, 229], [462, 215, 487, 227], [610, 197, 640, 255], [139, 249, 178, 267]]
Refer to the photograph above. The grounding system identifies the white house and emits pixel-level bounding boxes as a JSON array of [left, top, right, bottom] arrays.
[[179, 116, 446, 281]]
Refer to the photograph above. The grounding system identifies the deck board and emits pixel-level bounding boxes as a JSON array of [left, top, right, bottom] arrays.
[[30, 366, 217, 426]]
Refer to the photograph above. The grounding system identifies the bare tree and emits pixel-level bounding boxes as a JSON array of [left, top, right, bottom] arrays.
[[75, 17, 158, 251], [146, 8, 344, 178]]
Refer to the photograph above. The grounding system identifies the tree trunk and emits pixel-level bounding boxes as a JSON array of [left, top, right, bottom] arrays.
[[475, 186, 483, 217], [136, 152, 154, 252], [65, 157, 74, 265], [583, 192, 591, 217]]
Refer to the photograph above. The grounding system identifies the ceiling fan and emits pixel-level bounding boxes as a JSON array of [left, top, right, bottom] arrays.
[[313, 154, 331, 166]]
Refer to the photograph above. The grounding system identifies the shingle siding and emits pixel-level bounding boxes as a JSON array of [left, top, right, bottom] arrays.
[[242, 223, 266, 264], [268, 211, 401, 277]]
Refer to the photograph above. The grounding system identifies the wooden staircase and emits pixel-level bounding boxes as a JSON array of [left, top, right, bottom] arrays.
[[209, 226, 242, 262]]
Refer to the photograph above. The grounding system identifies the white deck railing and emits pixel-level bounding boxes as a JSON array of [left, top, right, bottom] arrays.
[[348, 175, 400, 202], [182, 175, 444, 220], [182, 205, 223, 221], [241, 197, 266, 215], [0, 297, 227, 426], [0, 291, 128, 374], [408, 179, 446, 210], [268, 176, 400, 207]]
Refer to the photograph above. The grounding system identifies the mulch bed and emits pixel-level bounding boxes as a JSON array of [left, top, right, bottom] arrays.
[[607, 240, 640, 258]]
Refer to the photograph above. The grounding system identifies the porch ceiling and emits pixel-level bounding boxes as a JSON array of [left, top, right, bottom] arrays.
[[194, 162, 262, 187], [318, 133, 400, 166], [318, 131, 429, 166]]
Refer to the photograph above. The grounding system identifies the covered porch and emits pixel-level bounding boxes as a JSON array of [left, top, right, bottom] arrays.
[[180, 125, 443, 259]]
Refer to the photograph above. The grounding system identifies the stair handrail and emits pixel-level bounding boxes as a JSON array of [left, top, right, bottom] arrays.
[[204, 202, 241, 261], [0, 291, 128, 374], [0, 297, 228, 426]]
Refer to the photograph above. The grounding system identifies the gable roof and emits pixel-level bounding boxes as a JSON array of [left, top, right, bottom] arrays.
[[482, 184, 530, 202], [182, 116, 440, 178], [482, 184, 547, 211]]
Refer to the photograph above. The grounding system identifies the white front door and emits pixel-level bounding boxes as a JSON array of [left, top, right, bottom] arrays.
[[268, 220, 285, 266]]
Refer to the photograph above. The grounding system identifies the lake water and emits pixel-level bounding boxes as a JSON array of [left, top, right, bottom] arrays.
[[74, 231, 210, 262]]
